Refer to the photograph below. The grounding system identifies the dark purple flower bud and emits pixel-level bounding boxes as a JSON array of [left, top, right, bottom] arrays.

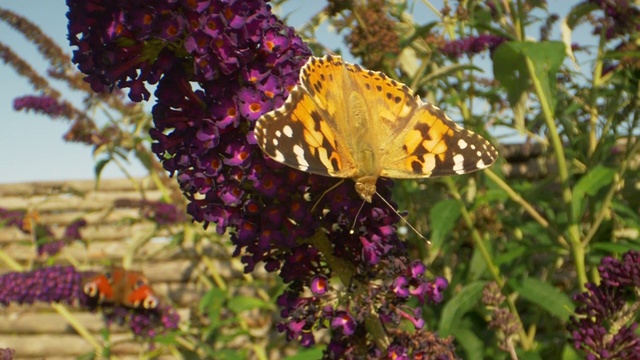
[[599, 251, 640, 288], [0, 347, 15, 360], [141, 201, 185, 225], [568, 250, 640, 358], [426, 276, 448, 303], [331, 311, 356, 336], [13, 95, 66, 117], [410, 260, 426, 278], [0, 208, 24, 228], [441, 34, 506, 59], [310, 275, 329, 296], [392, 276, 410, 298], [63, 219, 87, 241]]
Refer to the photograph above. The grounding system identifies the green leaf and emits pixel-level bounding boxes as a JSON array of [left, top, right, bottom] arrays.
[[429, 199, 462, 249], [494, 41, 565, 112], [571, 165, 616, 223], [495, 244, 528, 266], [227, 295, 273, 313], [200, 287, 226, 322], [562, 343, 585, 360], [591, 242, 640, 254], [439, 281, 487, 336], [565, 2, 599, 29], [451, 327, 484, 360], [493, 43, 530, 108], [283, 348, 324, 360], [419, 63, 483, 86], [94, 158, 110, 184], [400, 21, 439, 47], [510, 277, 574, 321], [519, 41, 565, 111]]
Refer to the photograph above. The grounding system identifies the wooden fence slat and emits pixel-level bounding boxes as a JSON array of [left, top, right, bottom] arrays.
[[0, 178, 158, 197]]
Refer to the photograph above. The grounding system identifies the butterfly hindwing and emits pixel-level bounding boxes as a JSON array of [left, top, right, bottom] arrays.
[[381, 103, 498, 178]]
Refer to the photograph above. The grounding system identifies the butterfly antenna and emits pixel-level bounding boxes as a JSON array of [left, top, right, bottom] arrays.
[[349, 200, 367, 235], [375, 192, 431, 244], [311, 179, 346, 213]]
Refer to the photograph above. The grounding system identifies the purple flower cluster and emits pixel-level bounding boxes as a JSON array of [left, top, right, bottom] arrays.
[[589, 0, 640, 39], [0, 207, 87, 257], [0, 208, 23, 228], [13, 95, 66, 118], [0, 266, 84, 306], [104, 304, 180, 338], [568, 251, 640, 359], [0, 266, 179, 339], [0, 348, 15, 360], [63, 219, 87, 241], [441, 34, 506, 59], [140, 200, 186, 225], [66, 0, 450, 353]]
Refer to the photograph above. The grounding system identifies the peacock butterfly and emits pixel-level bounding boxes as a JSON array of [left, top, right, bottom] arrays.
[[83, 267, 159, 309]]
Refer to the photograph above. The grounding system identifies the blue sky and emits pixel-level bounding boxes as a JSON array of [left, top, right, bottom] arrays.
[[0, 1, 590, 184]]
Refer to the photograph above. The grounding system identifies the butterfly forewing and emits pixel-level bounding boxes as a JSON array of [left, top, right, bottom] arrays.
[[256, 57, 358, 178]]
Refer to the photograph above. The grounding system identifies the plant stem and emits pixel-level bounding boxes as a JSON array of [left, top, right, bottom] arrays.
[[524, 56, 587, 290], [444, 178, 532, 350]]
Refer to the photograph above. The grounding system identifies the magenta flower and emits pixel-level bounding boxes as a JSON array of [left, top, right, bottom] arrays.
[[441, 34, 506, 59]]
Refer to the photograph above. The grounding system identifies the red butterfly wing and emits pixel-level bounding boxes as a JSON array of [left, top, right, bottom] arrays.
[[82, 273, 115, 303]]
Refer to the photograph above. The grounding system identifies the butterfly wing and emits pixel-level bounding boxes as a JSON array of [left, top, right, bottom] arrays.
[[380, 102, 498, 178], [120, 271, 159, 309], [106, 268, 158, 309], [83, 273, 115, 302], [255, 56, 359, 179]]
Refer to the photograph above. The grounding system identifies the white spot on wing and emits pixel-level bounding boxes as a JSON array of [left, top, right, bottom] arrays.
[[453, 154, 465, 174], [293, 144, 309, 170], [476, 159, 486, 168], [273, 150, 285, 162], [458, 139, 468, 149], [275, 130, 282, 137], [283, 126, 293, 138]]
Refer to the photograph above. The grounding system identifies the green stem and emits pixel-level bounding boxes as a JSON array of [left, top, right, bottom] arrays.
[[485, 169, 549, 229], [52, 303, 103, 352], [588, 29, 607, 157], [524, 56, 587, 290], [583, 140, 640, 245], [444, 178, 502, 286], [444, 178, 532, 350], [0, 249, 22, 270]]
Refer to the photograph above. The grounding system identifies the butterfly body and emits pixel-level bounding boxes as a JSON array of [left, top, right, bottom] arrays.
[[255, 55, 498, 202], [83, 267, 158, 309]]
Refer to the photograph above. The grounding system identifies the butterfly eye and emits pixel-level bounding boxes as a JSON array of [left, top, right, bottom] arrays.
[[135, 279, 146, 289], [105, 272, 113, 281], [143, 295, 159, 309], [83, 283, 98, 297]]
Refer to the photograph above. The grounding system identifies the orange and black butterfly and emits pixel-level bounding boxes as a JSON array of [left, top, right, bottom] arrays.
[[83, 267, 159, 309]]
